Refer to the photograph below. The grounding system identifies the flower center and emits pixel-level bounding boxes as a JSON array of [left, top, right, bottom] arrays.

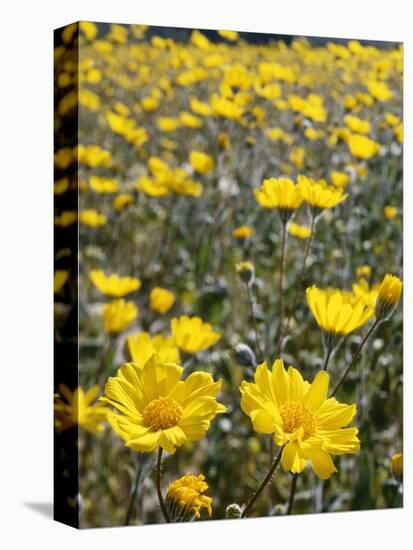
[[143, 396, 183, 431], [279, 401, 317, 438]]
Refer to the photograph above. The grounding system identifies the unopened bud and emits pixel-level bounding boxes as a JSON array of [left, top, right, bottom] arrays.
[[236, 261, 254, 285], [233, 343, 256, 368], [226, 503, 242, 519]]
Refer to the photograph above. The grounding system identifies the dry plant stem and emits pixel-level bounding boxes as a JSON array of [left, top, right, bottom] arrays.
[[156, 447, 170, 523], [241, 444, 285, 518], [287, 474, 298, 515], [285, 212, 316, 334], [124, 461, 141, 526], [277, 221, 287, 356], [245, 283, 264, 360], [331, 319, 380, 398]]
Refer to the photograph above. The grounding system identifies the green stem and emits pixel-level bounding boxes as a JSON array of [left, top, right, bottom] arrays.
[[245, 283, 263, 360], [285, 212, 316, 334], [124, 460, 141, 526], [322, 344, 333, 371], [241, 444, 285, 518], [277, 222, 287, 356], [287, 474, 298, 515], [156, 447, 170, 523], [331, 319, 380, 398]]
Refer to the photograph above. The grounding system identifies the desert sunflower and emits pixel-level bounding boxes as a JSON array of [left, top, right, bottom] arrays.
[[254, 177, 302, 223], [54, 385, 108, 433], [171, 315, 221, 354], [240, 359, 360, 479], [102, 354, 226, 454]]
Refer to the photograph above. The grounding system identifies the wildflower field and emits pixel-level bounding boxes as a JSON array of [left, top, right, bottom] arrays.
[[54, 22, 403, 528]]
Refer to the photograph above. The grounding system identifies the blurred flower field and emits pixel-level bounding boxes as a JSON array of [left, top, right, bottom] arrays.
[[54, 22, 403, 528]]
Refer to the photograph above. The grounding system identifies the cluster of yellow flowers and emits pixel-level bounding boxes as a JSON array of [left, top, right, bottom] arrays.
[[53, 23, 403, 526]]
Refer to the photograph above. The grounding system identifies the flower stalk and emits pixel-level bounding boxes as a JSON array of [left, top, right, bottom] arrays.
[[156, 447, 170, 523], [277, 220, 287, 355], [241, 444, 285, 518], [331, 319, 380, 397]]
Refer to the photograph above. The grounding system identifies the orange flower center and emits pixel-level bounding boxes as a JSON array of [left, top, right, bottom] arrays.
[[279, 401, 317, 438], [143, 396, 183, 431]]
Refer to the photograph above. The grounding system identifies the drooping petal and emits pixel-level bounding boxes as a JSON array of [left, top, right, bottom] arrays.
[[281, 442, 307, 474], [158, 426, 187, 454], [308, 448, 337, 479]]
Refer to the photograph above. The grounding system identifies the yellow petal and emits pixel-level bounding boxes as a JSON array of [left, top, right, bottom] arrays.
[[303, 370, 329, 412]]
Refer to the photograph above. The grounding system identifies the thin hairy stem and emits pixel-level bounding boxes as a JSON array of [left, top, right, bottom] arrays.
[[241, 444, 285, 518], [124, 461, 141, 526], [287, 474, 298, 515], [156, 447, 170, 523], [277, 222, 287, 355], [285, 212, 316, 334], [331, 319, 380, 398], [245, 283, 263, 360]]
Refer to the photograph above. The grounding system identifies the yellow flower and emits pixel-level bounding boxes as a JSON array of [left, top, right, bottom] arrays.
[[384, 206, 397, 220], [352, 279, 379, 307], [113, 193, 133, 212], [168, 176, 203, 197], [102, 355, 226, 453], [54, 211, 77, 227], [240, 359, 360, 479], [54, 177, 70, 195], [232, 225, 255, 239], [179, 111, 203, 128], [79, 21, 98, 40], [288, 222, 311, 239], [77, 144, 112, 167], [306, 285, 374, 336], [127, 332, 180, 365], [141, 95, 160, 112], [171, 316, 221, 354], [384, 112, 400, 127], [265, 127, 294, 145], [210, 94, 244, 120], [348, 134, 380, 159], [54, 385, 108, 433], [254, 178, 302, 219], [189, 151, 215, 175], [157, 117, 181, 132], [89, 175, 118, 193], [289, 146, 305, 169], [79, 210, 107, 227], [356, 265, 372, 278], [90, 270, 141, 297], [189, 96, 213, 117], [150, 287, 176, 314], [166, 474, 212, 519], [367, 80, 392, 102], [298, 175, 347, 211], [103, 299, 138, 333], [330, 171, 350, 188], [218, 30, 238, 41], [54, 270, 69, 293], [391, 452, 403, 480], [136, 175, 169, 197], [344, 115, 371, 134], [236, 261, 255, 285], [375, 274, 403, 321]]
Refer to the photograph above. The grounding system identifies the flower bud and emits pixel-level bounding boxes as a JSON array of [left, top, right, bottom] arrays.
[[233, 343, 256, 368], [375, 274, 403, 321], [391, 452, 403, 482], [226, 503, 242, 519], [236, 261, 254, 285]]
